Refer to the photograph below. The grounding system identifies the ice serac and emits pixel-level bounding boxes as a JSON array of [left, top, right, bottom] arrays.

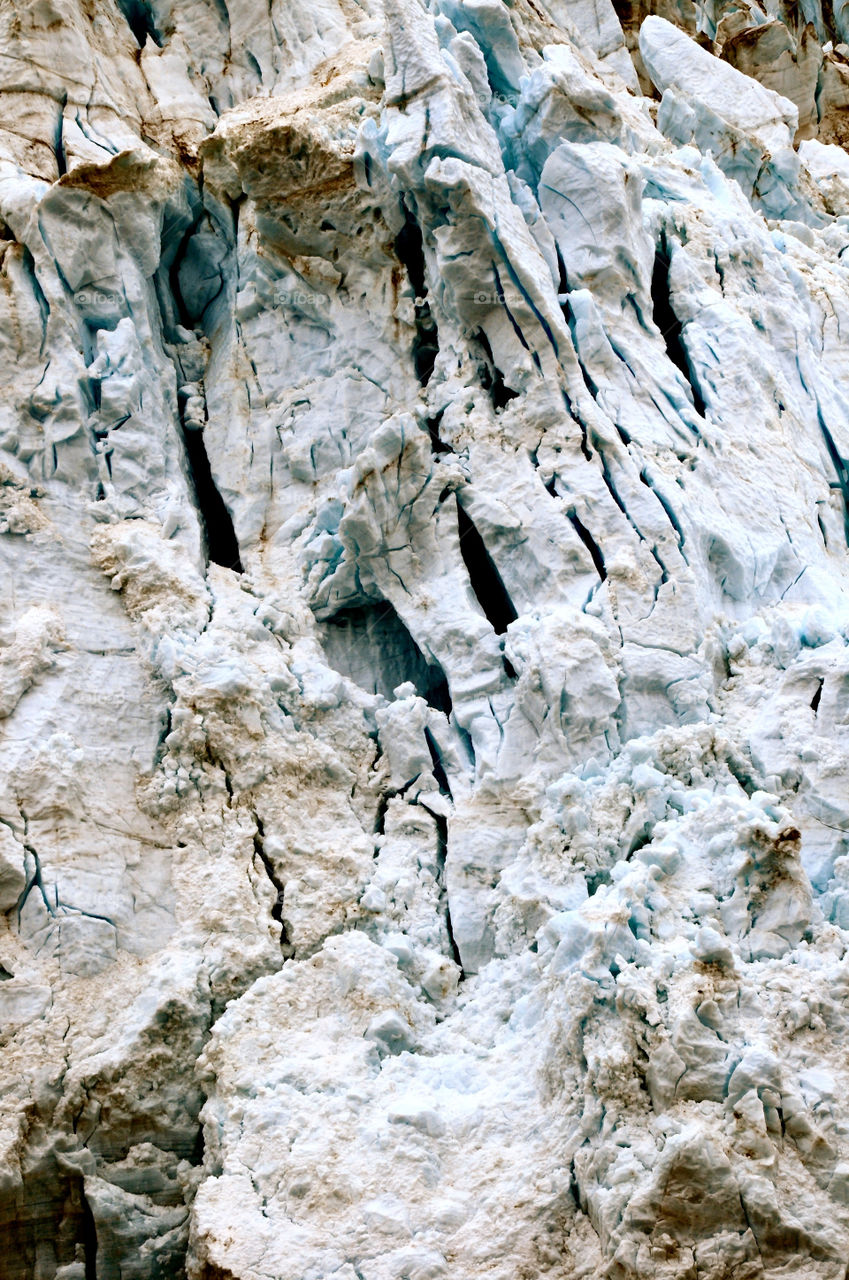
[[3, 0, 849, 1276]]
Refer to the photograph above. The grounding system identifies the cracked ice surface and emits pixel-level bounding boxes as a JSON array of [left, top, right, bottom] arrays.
[[4, 0, 849, 1275]]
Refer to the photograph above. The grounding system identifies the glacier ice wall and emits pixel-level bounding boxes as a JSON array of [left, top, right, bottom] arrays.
[[3, 0, 849, 1276]]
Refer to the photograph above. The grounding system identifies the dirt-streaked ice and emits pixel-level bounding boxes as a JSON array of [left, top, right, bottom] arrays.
[[3, 0, 849, 1276]]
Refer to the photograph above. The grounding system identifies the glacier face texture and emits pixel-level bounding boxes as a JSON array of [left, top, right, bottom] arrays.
[[5, 0, 849, 1275]]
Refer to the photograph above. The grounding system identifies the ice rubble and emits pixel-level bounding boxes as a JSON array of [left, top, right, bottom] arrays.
[[2, 0, 849, 1275]]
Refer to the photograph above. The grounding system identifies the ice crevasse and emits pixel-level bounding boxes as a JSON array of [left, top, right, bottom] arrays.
[[3, 0, 849, 1276]]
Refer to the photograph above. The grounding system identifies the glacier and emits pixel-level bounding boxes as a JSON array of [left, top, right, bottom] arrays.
[[2, 0, 849, 1276]]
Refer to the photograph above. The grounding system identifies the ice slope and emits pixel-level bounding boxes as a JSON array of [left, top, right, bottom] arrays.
[[2, 0, 849, 1277]]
